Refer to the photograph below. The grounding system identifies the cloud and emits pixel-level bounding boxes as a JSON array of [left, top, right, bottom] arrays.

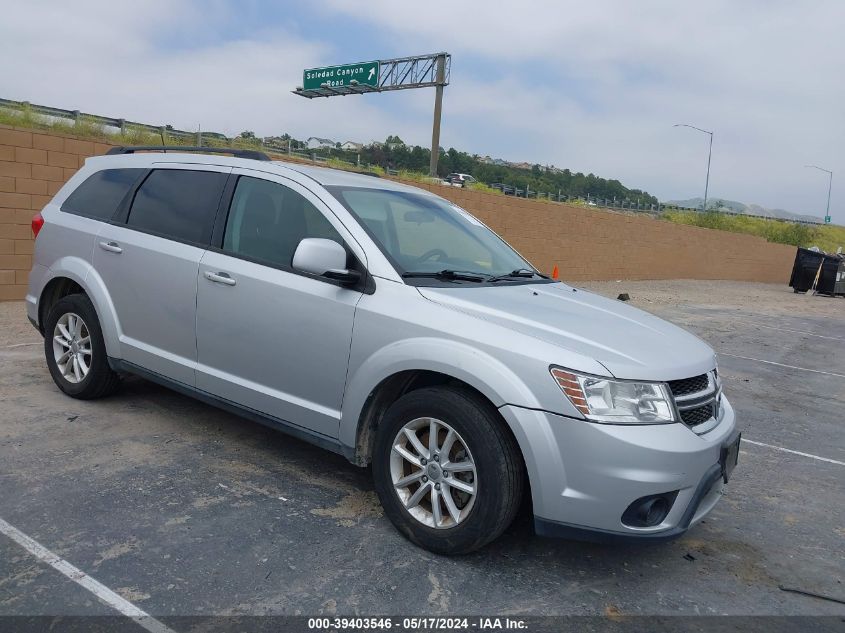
[[2, 0, 843, 214], [0, 1, 425, 144], [322, 0, 845, 213]]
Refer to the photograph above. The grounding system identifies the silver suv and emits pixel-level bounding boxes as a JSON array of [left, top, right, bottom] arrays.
[[26, 147, 739, 554]]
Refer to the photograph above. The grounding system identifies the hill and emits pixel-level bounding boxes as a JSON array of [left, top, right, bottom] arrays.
[[668, 197, 823, 224]]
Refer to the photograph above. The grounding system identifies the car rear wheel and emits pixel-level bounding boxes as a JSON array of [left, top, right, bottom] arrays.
[[373, 386, 524, 554], [44, 294, 121, 399]]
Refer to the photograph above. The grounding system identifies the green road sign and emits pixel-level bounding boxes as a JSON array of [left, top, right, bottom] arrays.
[[303, 61, 379, 90], [825, 215, 831, 224]]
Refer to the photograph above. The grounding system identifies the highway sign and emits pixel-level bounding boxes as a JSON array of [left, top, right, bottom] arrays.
[[825, 215, 831, 224], [294, 53, 450, 177], [303, 61, 379, 90]]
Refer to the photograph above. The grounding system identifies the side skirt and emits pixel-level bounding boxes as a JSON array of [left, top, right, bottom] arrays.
[[108, 357, 356, 462]]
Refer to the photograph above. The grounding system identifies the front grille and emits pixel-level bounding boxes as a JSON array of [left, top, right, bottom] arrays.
[[680, 404, 714, 427], [668, 374, 709, 397], [668, 371, 719, 431]]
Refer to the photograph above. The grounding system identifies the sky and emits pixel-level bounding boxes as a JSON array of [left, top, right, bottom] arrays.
[[2, 0, 843, 217]]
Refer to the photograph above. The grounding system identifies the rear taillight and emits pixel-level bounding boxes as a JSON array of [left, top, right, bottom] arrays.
[[31, 212, 44, 239]]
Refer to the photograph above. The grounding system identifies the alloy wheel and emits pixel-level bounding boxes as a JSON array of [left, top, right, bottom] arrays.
[[52, 312, 92, 384], [390, 417, 477, 529]]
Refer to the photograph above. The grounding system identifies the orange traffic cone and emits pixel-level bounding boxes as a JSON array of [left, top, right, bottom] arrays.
[[552, 265, 559, 279]]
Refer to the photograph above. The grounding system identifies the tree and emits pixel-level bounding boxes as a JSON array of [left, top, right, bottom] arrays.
[[262, 131, 659, 204], [238, 131, 256, 139]]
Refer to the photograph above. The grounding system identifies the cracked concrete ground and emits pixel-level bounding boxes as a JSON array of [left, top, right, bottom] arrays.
[[0, 281, 843, 620]]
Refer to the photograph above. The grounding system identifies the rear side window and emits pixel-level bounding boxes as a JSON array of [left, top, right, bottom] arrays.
[[127, 169, 227, 244], [61, 168, 145, 221]]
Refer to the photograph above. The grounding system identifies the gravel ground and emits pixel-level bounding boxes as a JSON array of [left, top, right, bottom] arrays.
[[0, 301, 39, 348], [580, 279, 844, 319]]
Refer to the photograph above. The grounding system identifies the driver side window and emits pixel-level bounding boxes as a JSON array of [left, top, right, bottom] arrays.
[[223, 176, 343, 269], [391, 199, 491, 269]]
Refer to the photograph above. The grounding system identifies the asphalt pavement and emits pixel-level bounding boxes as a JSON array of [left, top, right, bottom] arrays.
[[0, 282, 843, 626]]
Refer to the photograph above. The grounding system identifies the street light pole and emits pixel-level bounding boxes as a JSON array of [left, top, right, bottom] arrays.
[[674, 124, 714, 212], [805, 165, 833, 222]]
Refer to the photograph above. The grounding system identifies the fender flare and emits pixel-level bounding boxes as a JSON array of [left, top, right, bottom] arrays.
[[339, 337, 544, 452], [40, 257, 122, 358]]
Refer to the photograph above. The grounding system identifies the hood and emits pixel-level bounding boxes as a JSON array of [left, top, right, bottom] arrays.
[[417, 282, 716, 381]]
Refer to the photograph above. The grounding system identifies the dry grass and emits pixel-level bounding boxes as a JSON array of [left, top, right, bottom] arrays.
[[664, 210, 844, 252]]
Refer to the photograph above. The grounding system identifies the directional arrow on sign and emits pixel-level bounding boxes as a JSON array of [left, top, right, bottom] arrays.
[[368, 67, 376, 81]]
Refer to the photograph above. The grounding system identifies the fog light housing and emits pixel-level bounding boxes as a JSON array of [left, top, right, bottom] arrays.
[[621, 491, 679, 527]]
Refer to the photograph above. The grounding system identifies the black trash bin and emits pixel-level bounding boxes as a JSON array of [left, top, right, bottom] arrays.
[[789, 248, 843, 295], [834, 259, 845, 296]]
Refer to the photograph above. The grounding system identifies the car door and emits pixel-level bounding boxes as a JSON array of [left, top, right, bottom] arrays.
[[195, 170, 364, 439], [93, 164, 230, 385]]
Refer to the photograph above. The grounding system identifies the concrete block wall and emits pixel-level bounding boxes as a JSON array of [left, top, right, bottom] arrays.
[[0, 125, 113, 300], [405, 182, 796, 283], [0, 125, 796, 301]]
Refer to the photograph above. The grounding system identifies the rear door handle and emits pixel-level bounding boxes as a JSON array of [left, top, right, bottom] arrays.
[[204, 271, 237, 286], [98, 241, 122, 254]]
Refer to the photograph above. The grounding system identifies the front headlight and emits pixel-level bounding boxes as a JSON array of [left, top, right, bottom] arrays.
[[550, 367, 676, 424]]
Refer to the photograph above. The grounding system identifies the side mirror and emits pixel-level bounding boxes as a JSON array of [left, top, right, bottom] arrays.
[[292, 238, 361, 285]]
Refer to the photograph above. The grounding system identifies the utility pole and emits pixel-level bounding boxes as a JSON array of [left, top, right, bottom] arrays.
[[429, 53, 447, 177]]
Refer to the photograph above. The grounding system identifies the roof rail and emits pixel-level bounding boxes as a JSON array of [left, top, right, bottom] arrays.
[[105, 146, 272, 161]]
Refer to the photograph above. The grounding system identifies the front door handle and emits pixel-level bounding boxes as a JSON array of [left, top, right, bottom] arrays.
[[204, 271, 237, 286], [98, 241, 122, 254]]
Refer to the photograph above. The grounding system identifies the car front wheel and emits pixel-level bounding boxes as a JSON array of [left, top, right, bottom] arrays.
[[373, 386, 524, 555]]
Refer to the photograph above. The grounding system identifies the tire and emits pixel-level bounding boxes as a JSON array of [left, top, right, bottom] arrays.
[[373, 386, 524, 555], [43, 293, 121, 399]]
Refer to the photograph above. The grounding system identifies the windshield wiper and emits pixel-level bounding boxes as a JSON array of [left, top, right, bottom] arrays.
[[402, 269, 491, 282], [489, 268, 542, 282]]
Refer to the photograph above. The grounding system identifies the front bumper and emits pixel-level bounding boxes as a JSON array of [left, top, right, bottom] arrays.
[[498, 396, 738, 542]]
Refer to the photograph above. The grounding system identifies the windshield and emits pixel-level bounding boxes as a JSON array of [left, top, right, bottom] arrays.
[[328, 186, 534, 279]]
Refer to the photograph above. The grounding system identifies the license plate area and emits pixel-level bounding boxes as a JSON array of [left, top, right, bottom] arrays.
[[720, 432, 741, 483]]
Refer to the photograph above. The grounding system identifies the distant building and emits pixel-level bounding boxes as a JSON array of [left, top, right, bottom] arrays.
[[306, 137, 335, 150], [340, 141, 363, 151]]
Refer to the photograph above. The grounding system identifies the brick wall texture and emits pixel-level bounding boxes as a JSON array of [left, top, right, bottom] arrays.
[[0, 124, 795, 301], [0, 126, 114, 301], [403, 182, 797, 284]]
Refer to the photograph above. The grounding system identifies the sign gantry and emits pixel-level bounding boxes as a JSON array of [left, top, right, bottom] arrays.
[[294, 53, 451, 176]]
